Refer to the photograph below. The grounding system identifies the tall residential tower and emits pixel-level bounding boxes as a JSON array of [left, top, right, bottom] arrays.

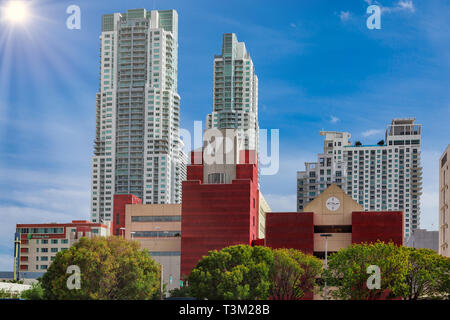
[[206, 33, 259, 153], [297, 118, 422, 239], [91, 9, 186, 223]]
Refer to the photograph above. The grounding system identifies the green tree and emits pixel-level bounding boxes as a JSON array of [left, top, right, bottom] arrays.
[[41, 236, 161, 300], [0, 289, 21, 299], [186, 245, 323, 300], [270, 248, 322, 300], [187, 245, 274, 300], [21, 281, 44, 300], [437, 264, 450, 300], [169, 285, 193, 298], [322, 241, 409, 300], [400, 247, 450, 300]]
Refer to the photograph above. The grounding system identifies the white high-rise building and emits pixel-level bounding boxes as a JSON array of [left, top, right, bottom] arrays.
[[90, 9, 186, 223], [297, 118, 422, 239], [206, 33, 259, 153]]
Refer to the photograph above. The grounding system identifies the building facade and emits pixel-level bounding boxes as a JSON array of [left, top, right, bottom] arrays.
[[297, 118, 422, 239], [206, 33, 259, 152], [297, 131, 351, 211], [258, 191, 271, 239], [439, 145, 449, 257], [91, 9, 186, 224], [266, 184, 403, 299], [181, 130, 260, 277], [15, 221, 110, 273], [123, 203, 181, 293], [405, 229, 439, 252], [112, 194, 142, 236], [269, 184, 404, 256]]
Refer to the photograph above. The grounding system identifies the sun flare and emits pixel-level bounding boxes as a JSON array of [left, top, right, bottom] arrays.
[[4, 1, 29, 23]]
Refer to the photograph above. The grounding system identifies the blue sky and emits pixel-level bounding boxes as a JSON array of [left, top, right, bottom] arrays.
[[0, 0, 449, 270]]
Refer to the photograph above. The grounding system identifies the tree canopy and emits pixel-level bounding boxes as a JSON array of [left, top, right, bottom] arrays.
[[21, 281, 44, 300], [185, 245, 322, 300], [322, 241, 450, 300], [401, 247, 450, 300], [187, 245, 273, 299], [322, 241, 408, 300], [41, 236, 161, 300], [270, 248, 323, 300]]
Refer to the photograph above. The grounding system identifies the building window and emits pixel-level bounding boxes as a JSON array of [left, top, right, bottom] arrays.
[[314, 225, 352, 233], [207, 172, 229, 184], [148, 251, 181, 256], [131, 216, 181, 222], [133, 231, 181, 238]]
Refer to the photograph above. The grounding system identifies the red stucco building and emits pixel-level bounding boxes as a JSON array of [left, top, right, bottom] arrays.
[[180, 148, 260, 277], [112, 194, 142, 236], [179, 150, 404, 279], [264, 184, 404, 259]]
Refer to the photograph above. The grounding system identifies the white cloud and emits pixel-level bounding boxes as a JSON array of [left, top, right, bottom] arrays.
[[397, 1, 415, 12], [361, 129, 383, 137], [290, 23, 297, 28], [264, 194, 297, 212], [364, 0, 415, 14], [3, 189, 89, 213], [0, 169, 90, 267], [339, 11, 351, 22], [330, 116, 340, 123], [0, 168, 87, 189]]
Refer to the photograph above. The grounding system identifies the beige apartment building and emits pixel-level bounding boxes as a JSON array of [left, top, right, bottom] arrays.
[[124, 204, 181, 293], [266, 184, 404, 299], [15, 221, 110, 275], [439, 145, 449, 257]]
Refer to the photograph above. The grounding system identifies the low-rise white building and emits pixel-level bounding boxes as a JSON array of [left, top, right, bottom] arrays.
[[15, 220, 110, 275]]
